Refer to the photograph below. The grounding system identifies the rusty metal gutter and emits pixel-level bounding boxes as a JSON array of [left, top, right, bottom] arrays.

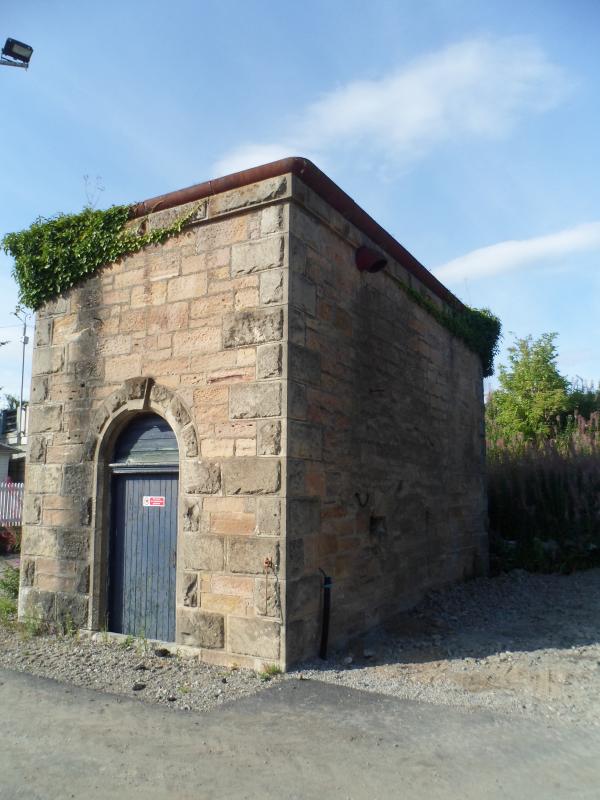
[[130, 157, 463, 310]]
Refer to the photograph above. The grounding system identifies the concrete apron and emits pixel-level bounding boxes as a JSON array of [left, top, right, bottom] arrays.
[[1, 668, 598, 800]]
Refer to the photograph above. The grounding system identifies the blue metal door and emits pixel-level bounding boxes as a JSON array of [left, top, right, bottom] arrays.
[[109, 472, 178, 641], [108, 414, 179, 642]]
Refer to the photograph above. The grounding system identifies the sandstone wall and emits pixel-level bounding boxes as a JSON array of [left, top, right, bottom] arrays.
[[20, 176, 292, 669], [285, 177, 487, 664]]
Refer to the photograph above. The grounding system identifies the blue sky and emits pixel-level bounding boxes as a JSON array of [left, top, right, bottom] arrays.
[[1, 0, 599, 399]]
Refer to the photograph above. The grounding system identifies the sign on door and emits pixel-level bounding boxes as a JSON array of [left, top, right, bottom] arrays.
[[143, 496, 166, 508]]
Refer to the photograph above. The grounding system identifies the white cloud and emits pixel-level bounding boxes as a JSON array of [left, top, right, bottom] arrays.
[[213, 143, 297, 178], [213, 36, 570, 174], [434, 221, 600, 282]]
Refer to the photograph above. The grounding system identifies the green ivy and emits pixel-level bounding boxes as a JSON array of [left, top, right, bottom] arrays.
[[2, 203, 197, 311], [3, 202, 501, 376], [403, 283, 501, 377]]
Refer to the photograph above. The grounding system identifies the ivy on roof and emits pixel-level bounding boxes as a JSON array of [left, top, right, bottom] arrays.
[[1, 203, 196, 312], [402, 282, 501, 378]]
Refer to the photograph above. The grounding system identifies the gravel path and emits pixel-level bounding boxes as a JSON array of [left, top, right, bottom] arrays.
[[1, 568, 599, 724]]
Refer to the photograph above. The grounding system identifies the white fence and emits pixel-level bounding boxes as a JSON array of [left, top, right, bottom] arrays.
[[0, 482, 24, 525]]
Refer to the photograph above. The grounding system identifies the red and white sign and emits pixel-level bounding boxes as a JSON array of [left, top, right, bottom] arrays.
[[143, 496, 166, 508]]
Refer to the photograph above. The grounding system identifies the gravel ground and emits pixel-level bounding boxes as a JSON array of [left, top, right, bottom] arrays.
[[1, 567, 599, 724], [297, 568, 600, 726]]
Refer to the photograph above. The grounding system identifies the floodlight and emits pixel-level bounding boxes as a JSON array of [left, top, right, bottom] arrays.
[[1, 38, 33, 68]]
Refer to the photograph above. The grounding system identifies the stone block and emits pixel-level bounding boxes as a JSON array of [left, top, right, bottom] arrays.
[[235, 438, 256, 457], [32, 345, 64, 376], [231, 236, 284, 276], [62, 464, 94, 497], [261, 204, 284, 235], [289, 383, 307, 420], [257, 421, 282, 456], [182, 497, 206, 534], [289, 234, 308, 274], [169, 396, 191, 427], [201, 438, 234, 458], [183, 573, 198, 607], [183, 535, 224, 571], [34, 318, 53, 348], [177, 609, 224, 649], [289, 308, 306, 345], [20, 559, 36, 588], [209, 176, 288, 217], [254, 576, 280, 617], [200, 593, 246, 615], [289, 498, 321, 538], [28, 436, 47, 464], [35, 558, 88, 594], [181, 424, 198, 458], [29, 404, 62, 434], [257, 498, 282, 536], [210, 511, 255, 535], [291, 273, 317, 316], [124, 376, 149, 400], [256, 344, 282, 380], [287, 460, 306, 496], [286, 539, 305, 579], [223, 308, 283, 349], [23, 495, 41, 525], [211, 575, 254, 596], [68, 328, 98, 362], [21, 527, 89, 561], [26, 465, 62, 495], [167, 272, 207, 303], [228, 616, 280, 660], [185, 461, 221, 494], [18, 587, 55, 621], [230, 383, 281, 419], [55, 592, 89, 628], [259, 270, 284, 305], [222, 459, 280, 495], [289, 344, 321, 385], [228, 537, 279, 574], [289, 421, 322, 460], [30, 376, 49, 404]]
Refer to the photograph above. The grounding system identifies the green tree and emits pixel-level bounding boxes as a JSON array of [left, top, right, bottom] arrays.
[[486, 333, 569, 441]]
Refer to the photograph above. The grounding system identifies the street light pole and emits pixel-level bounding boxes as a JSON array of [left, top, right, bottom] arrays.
[[14, 308, 30, 446]]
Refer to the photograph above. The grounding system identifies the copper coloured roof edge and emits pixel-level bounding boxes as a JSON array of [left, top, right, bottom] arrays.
[[130, 157, 463, 310]]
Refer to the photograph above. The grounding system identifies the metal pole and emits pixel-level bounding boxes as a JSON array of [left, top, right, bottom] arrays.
[[17, 315, 27, 446]]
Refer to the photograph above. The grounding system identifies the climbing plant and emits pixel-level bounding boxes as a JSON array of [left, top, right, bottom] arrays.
[[401, 283, 501, 378], [2, 203, 197, 311]]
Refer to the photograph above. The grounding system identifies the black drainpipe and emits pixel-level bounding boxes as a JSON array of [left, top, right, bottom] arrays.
[[319, 568, 333, 660]]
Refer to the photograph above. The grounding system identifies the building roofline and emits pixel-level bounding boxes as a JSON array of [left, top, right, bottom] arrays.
[[130, 157, 463, 311]]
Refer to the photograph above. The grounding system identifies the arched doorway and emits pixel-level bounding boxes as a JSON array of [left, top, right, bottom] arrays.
[[108, 413, 179, 641]]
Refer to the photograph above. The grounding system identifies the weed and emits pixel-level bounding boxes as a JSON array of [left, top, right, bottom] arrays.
[[120, 634, 135, 649], [488, 414, 600, 573], [135, 633, 150, 656], [19, 612, 44, 639], [0, 595, 17, 625], [61, 612, 77, 638], [0, 565, 20, 600], [258, 664, 282, 681]]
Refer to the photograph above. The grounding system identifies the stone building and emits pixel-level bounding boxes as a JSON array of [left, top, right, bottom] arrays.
[[18, 158, 487, 669]]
